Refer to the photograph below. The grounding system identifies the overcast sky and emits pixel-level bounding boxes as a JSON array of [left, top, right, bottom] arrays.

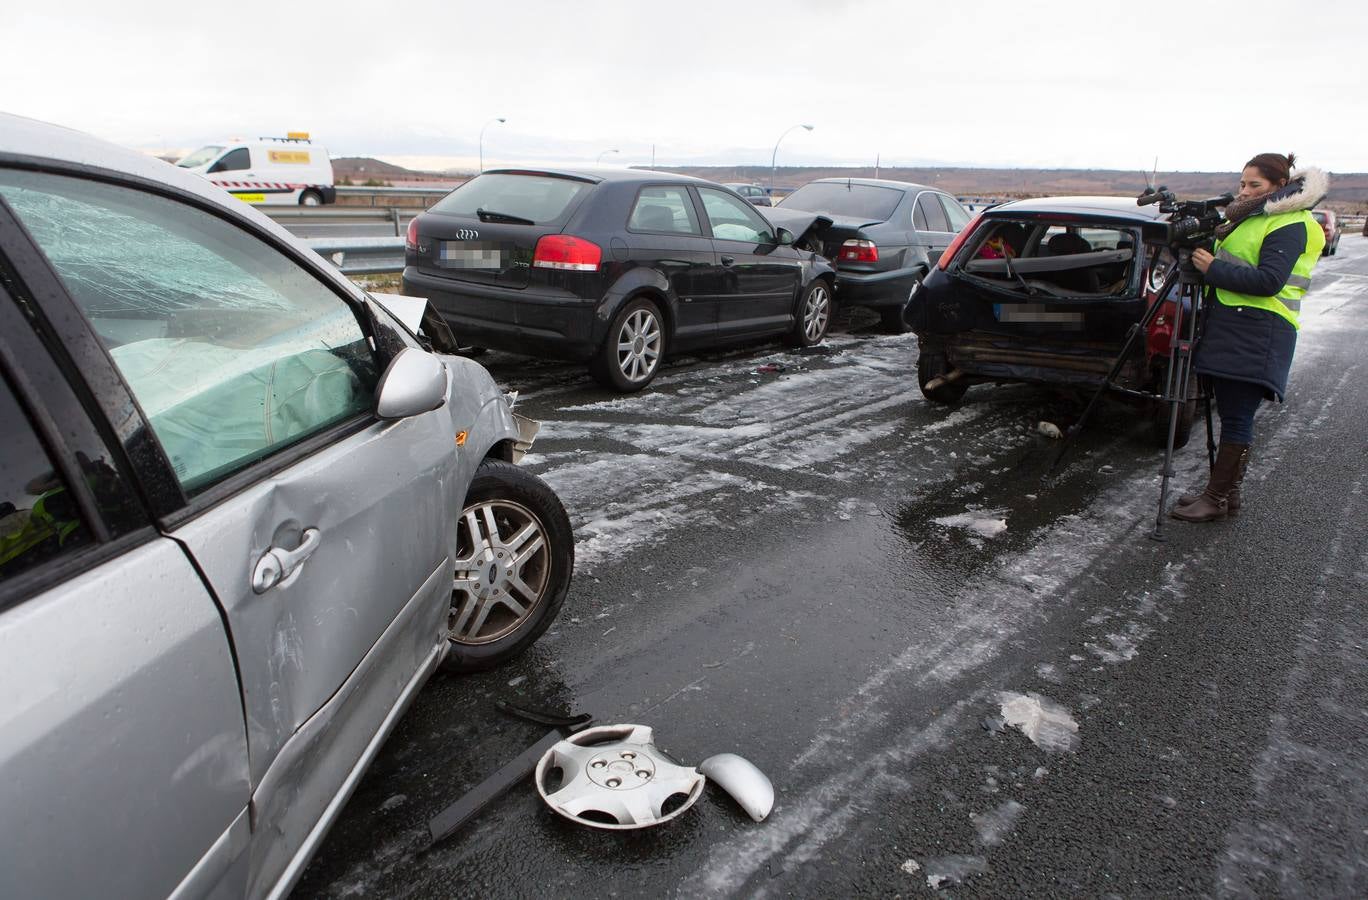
[[5, 0, 1364, 175]]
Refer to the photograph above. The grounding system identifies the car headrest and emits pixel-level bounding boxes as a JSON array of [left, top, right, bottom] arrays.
[[636, 204, 677, 232], [1047, 232, 1091, 255]]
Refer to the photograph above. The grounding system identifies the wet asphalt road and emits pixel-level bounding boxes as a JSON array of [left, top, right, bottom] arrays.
[[297, 236, 1368, 898]]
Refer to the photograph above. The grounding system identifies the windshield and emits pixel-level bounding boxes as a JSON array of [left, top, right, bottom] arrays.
[[430, 173, 591, 224], [176, 145, 224, 168], [779, 182, 902, 221]]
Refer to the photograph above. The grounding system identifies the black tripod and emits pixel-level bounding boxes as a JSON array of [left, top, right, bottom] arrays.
[[1050, 246, 1216, 541]]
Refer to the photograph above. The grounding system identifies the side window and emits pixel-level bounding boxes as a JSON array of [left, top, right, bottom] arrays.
[[0, 170, 380, 496], [628, 186, 702, 235], [938, 194, 971, 232], [915, 193, 950, 233], [208, 147, 250, 173], [697, 188, 774, 244], [0, 373, 92, 583]]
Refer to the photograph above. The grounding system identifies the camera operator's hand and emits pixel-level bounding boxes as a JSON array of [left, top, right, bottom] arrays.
[[1191, 248, 1214, 273]]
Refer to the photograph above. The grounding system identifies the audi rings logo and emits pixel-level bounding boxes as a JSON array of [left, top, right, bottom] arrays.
[[455, 228, 480, 240]]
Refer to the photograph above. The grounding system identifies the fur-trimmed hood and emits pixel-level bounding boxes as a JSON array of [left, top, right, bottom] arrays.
[[1216, 166, 1329, 238], [1265, 166, 1329, 214]]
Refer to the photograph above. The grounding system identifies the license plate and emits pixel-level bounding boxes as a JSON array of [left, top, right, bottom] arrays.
[[439, 242, 504, 269], [993, 303, 1083, 325]]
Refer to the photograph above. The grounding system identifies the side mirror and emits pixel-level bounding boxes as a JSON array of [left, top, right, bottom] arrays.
[[375, 348, 448, 420], [776, 227, 795, 246]]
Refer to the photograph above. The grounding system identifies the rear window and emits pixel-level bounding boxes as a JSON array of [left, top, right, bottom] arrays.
[[779, 182, 902, 221], [430, 173, 590, 224]]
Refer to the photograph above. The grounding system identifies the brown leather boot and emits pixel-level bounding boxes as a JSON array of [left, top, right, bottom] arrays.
[[1177, 449, 1248, 514], [1171, 442, 1249, 522]]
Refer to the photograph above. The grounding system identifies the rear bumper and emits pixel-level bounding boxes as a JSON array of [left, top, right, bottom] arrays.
[[937, 330, 1146, 388], [402, 267, 599, 360], [834, 267, 920, 308]]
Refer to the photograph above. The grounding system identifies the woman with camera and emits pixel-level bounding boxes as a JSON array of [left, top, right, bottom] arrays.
[[1172, 152, 1327, 523]]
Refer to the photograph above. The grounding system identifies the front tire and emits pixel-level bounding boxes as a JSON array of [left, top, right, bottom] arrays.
[[590, 296, 665, 392], [785, 279, 832, 347], [299, 189, 324, 206], [444, 460, 573, 673]]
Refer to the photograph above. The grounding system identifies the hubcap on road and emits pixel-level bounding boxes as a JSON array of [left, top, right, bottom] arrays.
[[451, 499, 549, 644]]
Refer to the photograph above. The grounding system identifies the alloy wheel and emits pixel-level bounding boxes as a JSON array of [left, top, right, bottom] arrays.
[[451, 499, 550, 644], [803, 284, 830, 342], [616, 309, 661, 383]]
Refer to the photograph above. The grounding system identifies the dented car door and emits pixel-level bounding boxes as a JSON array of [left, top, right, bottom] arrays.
[[0, 169, 457, 896]]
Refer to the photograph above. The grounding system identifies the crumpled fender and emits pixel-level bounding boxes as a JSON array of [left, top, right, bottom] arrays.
[[759, 206, 834, 248]]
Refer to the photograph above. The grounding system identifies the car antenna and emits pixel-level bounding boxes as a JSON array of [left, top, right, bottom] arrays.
[[1146, 156, 1159, 193]]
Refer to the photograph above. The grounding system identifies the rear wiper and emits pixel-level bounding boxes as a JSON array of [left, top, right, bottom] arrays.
[[1003, 254, 1038, 296], [475, 208, 535, 225]]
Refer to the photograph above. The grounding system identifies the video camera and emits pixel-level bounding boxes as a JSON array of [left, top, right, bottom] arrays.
[[1137, 187, 1235, 247]]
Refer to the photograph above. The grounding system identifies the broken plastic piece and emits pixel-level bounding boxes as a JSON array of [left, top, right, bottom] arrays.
[[1036, 421, 1063, 439], [698, 753, 774, 822], [534, 725, 775, 830]]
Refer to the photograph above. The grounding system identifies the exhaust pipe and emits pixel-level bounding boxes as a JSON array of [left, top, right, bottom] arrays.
[[924, 369, 965, 392]]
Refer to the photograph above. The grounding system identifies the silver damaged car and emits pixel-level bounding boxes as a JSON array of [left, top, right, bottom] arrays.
[[0, 113, 573, 899]]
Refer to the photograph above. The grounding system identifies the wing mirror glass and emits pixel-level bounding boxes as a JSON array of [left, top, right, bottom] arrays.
[[776, 227, 795, 246], [375, 348, 448, 420]]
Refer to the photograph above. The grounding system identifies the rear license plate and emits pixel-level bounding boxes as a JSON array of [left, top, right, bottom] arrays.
[[439, 242, 504, 269], [993, 303, 1083, 325]]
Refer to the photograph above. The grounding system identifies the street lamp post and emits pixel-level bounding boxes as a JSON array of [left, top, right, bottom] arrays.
[[478, 117, 506, 173], [596, 149, 620, 166], [770, 124, 814, 194]]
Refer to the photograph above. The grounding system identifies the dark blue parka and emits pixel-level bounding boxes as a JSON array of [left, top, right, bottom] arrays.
[[1193, 169, 1327, 401]]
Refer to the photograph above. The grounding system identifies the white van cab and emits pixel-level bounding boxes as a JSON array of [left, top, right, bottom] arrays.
[[176, 133, 336, 205]]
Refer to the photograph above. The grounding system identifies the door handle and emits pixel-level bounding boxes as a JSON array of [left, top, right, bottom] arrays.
[[720, 255, 735, 266], [252, 528, 322, 594]]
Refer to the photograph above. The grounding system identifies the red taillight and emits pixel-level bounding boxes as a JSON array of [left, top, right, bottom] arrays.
[[937, 212, 984, 270], [532, 235, 602, 271], [405, 216, 419, 251], [839, 239, 879, 263]]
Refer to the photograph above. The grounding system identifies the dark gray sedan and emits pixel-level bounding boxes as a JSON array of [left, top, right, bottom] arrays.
[[772, 178, 971, 331]]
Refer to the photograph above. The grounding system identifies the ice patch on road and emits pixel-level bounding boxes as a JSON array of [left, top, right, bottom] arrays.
[[924, 854, 988, 889], [998, 692, 1080, 752], [971, 799, 1025, 846], [933, 508, 1009, 539]]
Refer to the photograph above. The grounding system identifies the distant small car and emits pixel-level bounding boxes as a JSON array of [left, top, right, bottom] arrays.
[[906, 196, 1197, 447], [1310, 209, 1340, 255], [0, 113, 573, 900], [773, 178, 972, 332], [722, 182, 774, 207], [404, 169, 836, 391]]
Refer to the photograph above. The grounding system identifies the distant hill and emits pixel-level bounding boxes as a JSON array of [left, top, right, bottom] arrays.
[[332, 157, 462, 185], [326, 158, 1368, 212], [654, 166, 1368, 212]]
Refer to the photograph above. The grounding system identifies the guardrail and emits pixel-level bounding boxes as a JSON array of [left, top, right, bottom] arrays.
[[303, 237, 405, 275], [262, 206, 418, 236]]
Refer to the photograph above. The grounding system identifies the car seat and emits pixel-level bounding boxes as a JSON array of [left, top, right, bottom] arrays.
[[1044, 232, 1102, 293], [997, 223, 1027, 258]]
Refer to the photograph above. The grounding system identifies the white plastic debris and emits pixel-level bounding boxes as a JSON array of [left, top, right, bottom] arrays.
[[997, 692, 1080, 752], [1036, 421, 1063, 439]]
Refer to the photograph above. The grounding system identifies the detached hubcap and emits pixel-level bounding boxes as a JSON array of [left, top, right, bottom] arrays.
[[451, 499, 549, 644], [617, 309, 661, 382]]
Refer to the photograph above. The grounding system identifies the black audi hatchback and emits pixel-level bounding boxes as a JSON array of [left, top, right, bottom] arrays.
[[403, 168, 836, 391]]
